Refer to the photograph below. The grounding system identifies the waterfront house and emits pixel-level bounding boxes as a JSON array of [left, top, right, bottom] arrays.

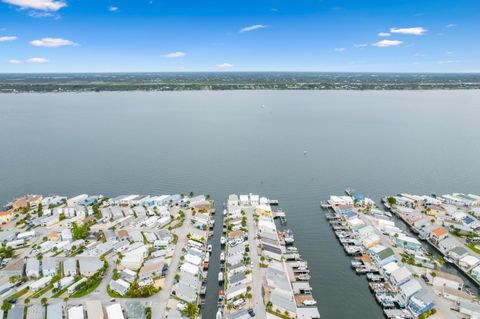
[[438, 237, 460, 253], [17, 230, 35, 240], [67, 278, 87, 294], [459, 255, 480, 270], [408, 289, 434, 317], [383, 262, 400, 276], [448, 246, 470, 261], [180, 262, 199, 276], [370, 245, 395, 266], [471, 265, 480, 279], [399, 279, 422, 302], [329, 195, 354, 206], [356, 225, 375, 239], [430, 227, 448, 243], [67, 194, 88, 207], [178, 271, 201, 290], [174, 282, 197, 303], [13, 194, 42, 211], [226, 283, 247, 301], [362, 234, 381, 249], [68, 306, 85, 319], [390, 267, 412, 286], [270, 289, 297, 316]]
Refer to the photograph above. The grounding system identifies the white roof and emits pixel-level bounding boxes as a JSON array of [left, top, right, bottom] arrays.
[[68, 306, 84, 319], [382, 262, 400, 275], [180, 262, 199, 275], [106, 303, 124, 319], [391, 267, 412, 283], [184, 254, 202, 266], [86, 300, 104, 319], [460, 255, 480, 267]]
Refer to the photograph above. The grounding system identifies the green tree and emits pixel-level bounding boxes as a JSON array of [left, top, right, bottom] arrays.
[[387, 196, 397, 206], [1, 299, 12, 312]]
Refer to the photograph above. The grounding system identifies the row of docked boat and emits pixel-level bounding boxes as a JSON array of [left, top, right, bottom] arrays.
[[327, 214, 363, 256], [326, 205, 413, 319]]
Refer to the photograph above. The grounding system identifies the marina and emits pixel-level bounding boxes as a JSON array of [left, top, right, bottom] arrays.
[[219, 194, 320, 319], [324, 191, 476, 319]]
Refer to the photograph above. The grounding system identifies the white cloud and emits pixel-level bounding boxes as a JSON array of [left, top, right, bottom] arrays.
[[0, 36, 17, 42], [239, 24, 268, 33], [373, 39, 403, 47], [353, 43, 367, 48], [30, 37, 77, 47], [28, 11, 54, 17], [27, 57, 48, 63], [216, 63, 233, 69], [334, 48, 345, 52], [446, 24, 457, 28], [109, 5, 118, 12], [390, 27, 427, 35], [161, 51, 186, 58], [438, 60, 460, 64], [2, 0, 66, 11], [8, 59, 21, 64], [378, 32, 391, 37]]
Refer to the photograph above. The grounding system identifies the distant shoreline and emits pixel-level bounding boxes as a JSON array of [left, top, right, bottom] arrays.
[[1, 72, 479, 92]]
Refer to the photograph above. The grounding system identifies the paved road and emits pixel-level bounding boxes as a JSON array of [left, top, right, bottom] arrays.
[[153, 210, 194, 319], [246, 207, 266, 319]]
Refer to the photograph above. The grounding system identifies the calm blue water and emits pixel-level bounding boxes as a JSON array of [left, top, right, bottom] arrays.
[[1, 90, 480, 318]]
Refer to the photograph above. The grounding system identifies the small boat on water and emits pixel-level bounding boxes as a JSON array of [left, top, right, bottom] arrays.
[[345, 188, 355, 196], [218, 272, 224, 283], [216, 308, 223, 319], [208, 244, 213, 253], [444, 256, 455, 264], [223, 209, 227, 216], [220, 236, 226, 245], [220, 252, 225, 262]]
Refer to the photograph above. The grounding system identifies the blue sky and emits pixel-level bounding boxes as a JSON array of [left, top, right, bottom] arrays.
[[0, 0, 479, 72]]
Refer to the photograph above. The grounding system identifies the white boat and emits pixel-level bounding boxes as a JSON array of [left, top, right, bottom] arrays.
[[208, 244, 213, 253], [303, 300, 317, 306], [284, 229, 295, 244], [297, 274, 311, 281], [216, 309, 223, 319], [223, 209, 227, 216], [220, 236, 226, 245], [444, 256, 455, 264], [220, 252, 225, 261], [218, 272, 224, 282]]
